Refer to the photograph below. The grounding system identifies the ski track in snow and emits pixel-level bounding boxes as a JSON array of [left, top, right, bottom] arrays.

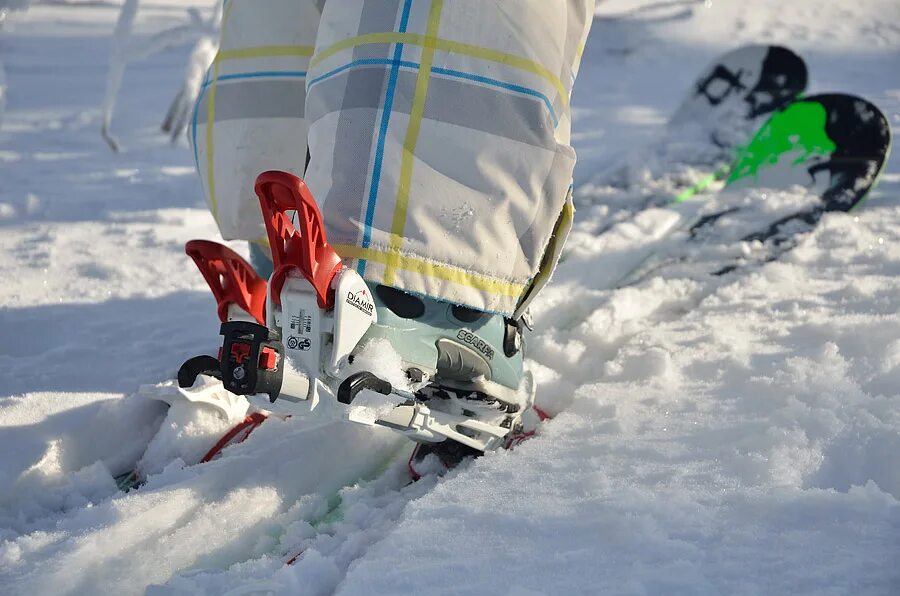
[[1, 1, 899, 594]]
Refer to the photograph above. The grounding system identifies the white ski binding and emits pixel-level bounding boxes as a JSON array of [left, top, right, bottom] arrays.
[[181, 171, 521, 453]]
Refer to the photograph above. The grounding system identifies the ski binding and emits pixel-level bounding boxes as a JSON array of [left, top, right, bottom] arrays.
[[180, 171, 523, 452]]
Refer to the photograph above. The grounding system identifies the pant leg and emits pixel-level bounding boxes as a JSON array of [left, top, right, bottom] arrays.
[[305, 0, 593, 315], [192, 0, 323, 242]]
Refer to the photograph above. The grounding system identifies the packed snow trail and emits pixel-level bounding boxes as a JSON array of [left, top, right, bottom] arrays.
[[1, 1, 899, 594]]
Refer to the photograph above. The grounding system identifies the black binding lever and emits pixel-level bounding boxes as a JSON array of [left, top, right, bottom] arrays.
[[337, 372, 394, 405], [177, 355, 222, 388]]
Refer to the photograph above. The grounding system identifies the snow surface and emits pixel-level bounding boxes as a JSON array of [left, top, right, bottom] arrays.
[[1, 0, 899, 594]]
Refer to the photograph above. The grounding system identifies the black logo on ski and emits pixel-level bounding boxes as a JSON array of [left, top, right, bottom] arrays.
[[695, 65, 748, 106]]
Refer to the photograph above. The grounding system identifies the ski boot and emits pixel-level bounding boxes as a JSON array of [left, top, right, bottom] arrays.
[[341, 285, 535, 474]]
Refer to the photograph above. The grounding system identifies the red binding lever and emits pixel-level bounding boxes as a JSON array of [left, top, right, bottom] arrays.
[[185, 240, 267, 325], [254, 171, 343, 309]]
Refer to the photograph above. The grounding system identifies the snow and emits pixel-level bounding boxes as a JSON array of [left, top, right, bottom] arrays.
[[1, 0, 899, 594]]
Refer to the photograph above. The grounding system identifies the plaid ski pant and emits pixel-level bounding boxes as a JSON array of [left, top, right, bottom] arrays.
[[193, 0, 592, 315]]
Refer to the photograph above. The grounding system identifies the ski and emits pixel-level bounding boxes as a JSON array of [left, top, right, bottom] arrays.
[[585, 44, 808, 214], [552, 92, 891, 334], [617, 92, 892, 286]]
